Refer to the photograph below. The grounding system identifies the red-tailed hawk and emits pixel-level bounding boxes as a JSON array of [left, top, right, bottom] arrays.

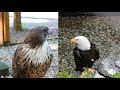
[[12, 26, 53, 78]]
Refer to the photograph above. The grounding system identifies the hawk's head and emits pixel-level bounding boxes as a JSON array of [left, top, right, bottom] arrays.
[[24, 26, 50, 48]]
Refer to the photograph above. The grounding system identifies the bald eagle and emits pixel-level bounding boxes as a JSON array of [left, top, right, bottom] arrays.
[[70, 36, 99, 74], [12, 27, 53, 78]]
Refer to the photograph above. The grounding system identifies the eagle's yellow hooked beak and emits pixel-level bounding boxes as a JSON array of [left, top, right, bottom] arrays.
[[70, 38, 76, 43]]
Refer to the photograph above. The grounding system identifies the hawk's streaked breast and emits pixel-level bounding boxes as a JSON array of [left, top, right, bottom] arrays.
[[22, 41, 52, 65]]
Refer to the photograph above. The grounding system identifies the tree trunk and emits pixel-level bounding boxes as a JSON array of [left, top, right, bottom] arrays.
[[14, 12, 21, 31], [0, 12, 4, 46], [3, 12, 10, 46]]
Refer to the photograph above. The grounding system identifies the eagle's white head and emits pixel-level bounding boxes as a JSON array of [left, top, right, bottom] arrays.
[[70, 36, 91, 50]]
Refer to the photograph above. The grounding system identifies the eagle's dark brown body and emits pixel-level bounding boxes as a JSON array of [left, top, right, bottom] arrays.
[[12, 27, 53, 78], [73, 43, 99, 72]]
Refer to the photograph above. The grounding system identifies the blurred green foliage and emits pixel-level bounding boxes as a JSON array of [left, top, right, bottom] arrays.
[[112, 72, 120, 78], [21, 23, 28, 29], [58, 66, 94, 78], [58, 71, 74, 78]]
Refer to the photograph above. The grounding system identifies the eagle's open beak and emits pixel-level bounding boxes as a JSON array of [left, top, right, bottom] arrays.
[[70, 38, 76, 43]]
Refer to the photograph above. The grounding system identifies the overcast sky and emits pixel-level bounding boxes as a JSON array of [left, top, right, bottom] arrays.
[[9, 12, 58, 19]]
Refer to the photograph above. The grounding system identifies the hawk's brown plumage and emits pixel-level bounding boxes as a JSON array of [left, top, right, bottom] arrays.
[[12, 26, 53, 78]]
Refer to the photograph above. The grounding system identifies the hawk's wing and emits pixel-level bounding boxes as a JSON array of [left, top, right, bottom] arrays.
[[12, 44, 29, 78]]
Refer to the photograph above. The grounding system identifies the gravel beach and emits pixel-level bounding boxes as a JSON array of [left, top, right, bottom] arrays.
[[59, 16, 120, 77]]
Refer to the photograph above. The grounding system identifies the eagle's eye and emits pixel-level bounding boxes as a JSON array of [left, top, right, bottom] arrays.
[[75, 39, 79, 41]]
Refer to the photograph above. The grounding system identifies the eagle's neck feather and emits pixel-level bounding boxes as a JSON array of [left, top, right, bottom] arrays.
[[22, 41, 51, 65], [77, 41, 91, 51]]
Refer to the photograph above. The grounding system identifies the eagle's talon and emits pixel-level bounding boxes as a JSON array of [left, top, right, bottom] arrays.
[[80, 72, 85, 78], [87, 68, 94, 74]]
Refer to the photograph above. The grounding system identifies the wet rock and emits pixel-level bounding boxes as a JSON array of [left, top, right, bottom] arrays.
[[0, 62, 9, 77], [114, 54, 120, 68], [93, 71, 105, 78], [5, 60, 12, 68], [97, 52, 120, 78], [115, 61, 120, 68]]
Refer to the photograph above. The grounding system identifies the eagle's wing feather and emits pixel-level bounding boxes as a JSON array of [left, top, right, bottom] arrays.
[[90, 43, 100, 60], [95, 46, 99, 59], [73, 47, 84, 71]]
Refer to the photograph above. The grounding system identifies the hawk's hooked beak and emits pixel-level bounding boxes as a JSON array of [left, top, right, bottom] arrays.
[[47, 31, 52, 35], [70, 38, 76, 43]]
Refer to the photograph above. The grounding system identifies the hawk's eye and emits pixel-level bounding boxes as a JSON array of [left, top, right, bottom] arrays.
[[44, 30, 48, 33]]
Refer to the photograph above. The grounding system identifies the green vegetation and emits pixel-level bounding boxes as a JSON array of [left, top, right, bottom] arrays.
[[58, 71, 74, 78], [21, 23, 28, 29], [58, 65, 75, 78], [112, 72, 120, 78], [58, 66, 94, 78]]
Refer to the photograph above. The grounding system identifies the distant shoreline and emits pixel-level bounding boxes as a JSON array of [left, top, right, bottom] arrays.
[[9, 16, 58, 20], [9, 17, 58, 29]]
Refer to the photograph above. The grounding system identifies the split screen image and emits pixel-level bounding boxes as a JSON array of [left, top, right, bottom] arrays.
[[0, 12, 120, 78]]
